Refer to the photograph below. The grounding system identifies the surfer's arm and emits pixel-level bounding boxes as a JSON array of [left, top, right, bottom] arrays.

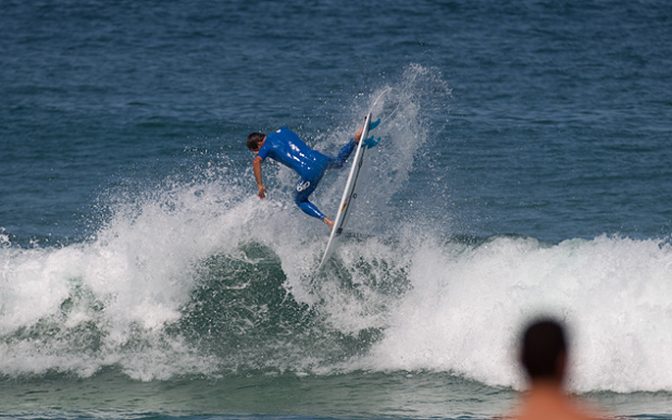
[[252, 156, 266, 199]]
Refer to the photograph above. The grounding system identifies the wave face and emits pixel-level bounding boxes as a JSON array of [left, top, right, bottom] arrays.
[[2, 66, 672, 394]]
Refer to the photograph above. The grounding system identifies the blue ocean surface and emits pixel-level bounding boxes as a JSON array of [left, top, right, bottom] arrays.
[[1, 0, 672, 419]]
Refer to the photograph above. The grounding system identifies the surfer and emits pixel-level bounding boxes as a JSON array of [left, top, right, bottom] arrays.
[[246, 118, 379, 229], [511, 318, 606, 420]]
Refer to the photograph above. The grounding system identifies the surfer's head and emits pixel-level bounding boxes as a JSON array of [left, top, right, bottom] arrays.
[[520, 317, 568, 383], [246, 132, 266, 152]]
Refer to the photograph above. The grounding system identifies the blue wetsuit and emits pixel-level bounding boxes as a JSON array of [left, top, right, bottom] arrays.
[[257, 128, 355, 220]]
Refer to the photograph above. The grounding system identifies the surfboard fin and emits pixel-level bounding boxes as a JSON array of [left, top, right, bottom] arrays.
[[363, 136, 381, 149]]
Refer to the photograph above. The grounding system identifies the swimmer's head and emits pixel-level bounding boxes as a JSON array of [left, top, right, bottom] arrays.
[[246, 132, 266, 152], [520, 318, 567, 383]]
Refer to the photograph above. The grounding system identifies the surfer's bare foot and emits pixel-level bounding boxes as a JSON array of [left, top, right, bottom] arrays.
[[354, 126, 363, 143], [354, 115, 378, 143], [324, 217, 334, 230]]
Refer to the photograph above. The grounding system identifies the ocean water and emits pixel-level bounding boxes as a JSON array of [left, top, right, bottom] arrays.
[[1, 0, 672, 419]]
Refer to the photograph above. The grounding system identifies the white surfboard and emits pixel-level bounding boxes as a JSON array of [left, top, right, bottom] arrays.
[[318, 113, 372, 269]]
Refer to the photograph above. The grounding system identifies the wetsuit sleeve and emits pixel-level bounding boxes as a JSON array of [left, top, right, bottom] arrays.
[[257, 141, 270, 160]]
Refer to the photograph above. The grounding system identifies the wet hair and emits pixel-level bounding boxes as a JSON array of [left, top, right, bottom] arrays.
[[246, 132, 266, 151], [520, 318, 567, 380]]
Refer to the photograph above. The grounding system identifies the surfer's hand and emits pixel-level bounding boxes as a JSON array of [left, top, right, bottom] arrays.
[[257, 185, 266, 199]]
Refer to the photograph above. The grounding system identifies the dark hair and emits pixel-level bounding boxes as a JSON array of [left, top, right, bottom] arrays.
[[520, 318, 567, 380], [246, 132, 265, 151]]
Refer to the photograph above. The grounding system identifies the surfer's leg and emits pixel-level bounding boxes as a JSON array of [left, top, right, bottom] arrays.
[[329, 139, 356, 168], [294, 177, 330, 226], [329, 138, 365, 168], [329, 117, 381, 168], [295, 196, 325, 220]]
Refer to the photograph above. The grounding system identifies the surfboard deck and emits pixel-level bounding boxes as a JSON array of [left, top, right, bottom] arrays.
[[317, 113, 372, 270]]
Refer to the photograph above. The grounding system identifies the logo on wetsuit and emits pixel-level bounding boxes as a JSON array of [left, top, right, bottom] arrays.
[[296, 180, 311, 192]]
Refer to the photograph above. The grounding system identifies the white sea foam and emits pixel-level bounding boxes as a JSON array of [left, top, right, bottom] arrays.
[[3, 202, 672, 393], [304, 64, 452, 235], [0, 175, 261, 379], [352, 234, 672, 393]]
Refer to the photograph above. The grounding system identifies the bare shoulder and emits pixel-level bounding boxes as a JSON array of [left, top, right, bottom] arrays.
[[509, 397, 609, 420]]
